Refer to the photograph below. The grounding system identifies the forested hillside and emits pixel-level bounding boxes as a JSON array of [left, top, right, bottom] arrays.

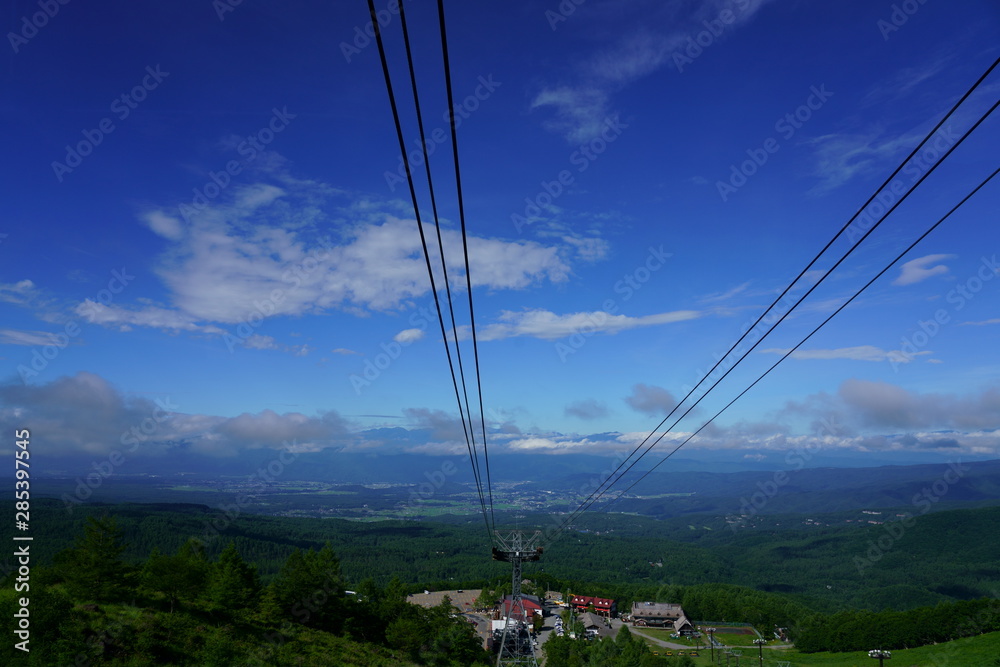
[[3, 501, 1000, 662], [9, 499, 998, 613], [0, 515, 490, 666]]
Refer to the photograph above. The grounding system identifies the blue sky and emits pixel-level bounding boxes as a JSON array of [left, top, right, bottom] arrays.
[[2, 0, 999, 469]]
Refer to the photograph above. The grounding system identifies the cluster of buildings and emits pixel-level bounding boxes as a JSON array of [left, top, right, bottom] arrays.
[[568, 594, 617, 618], [407, 587, 698, 645]]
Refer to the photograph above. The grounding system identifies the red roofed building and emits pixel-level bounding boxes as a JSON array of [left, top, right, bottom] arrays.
[[500, 595, 542, 621], [570, 594, 617, 618]]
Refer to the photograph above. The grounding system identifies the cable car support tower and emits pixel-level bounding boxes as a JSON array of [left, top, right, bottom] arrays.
[[492, 530, 543, 666]]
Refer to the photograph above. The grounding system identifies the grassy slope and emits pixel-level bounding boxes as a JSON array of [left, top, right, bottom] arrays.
[[634, 629, 1000, 666]]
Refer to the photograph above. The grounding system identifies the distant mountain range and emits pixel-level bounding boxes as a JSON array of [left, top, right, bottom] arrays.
[[535, 458, 1000, 517]]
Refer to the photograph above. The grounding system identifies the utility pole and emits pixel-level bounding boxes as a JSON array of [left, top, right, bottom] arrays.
[[868, 648, 892, 666], [753, 637, 766, 666], [493, 531, 543, 667]]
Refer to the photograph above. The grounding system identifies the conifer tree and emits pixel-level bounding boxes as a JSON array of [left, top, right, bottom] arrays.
[[57, 515, 132, 602], [208, 542, 261, 613], [142, 539, 209, 612]]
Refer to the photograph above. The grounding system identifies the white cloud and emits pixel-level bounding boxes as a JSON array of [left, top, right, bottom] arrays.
[[463, 308, 705, 342], [74, 300, 219, 333], [394, 328, 424, 344], [961, 318, 1000, 327], [758, 345, 930, 364], [805, 131, 915, 194], [892, 254, 956, 286], [531, 87, 611, 144], [0, 279, 37, 305], [241, 334, 311, 356], [561, 235, 610, 262], [0, 328, 66, 346], [142, 210, 185, 240], [83, 176, 581, 338], [505, 435, 614, 453], [780, 380, 1000, 434], [0, 372, 350, 458], [532, 1, 773, 142], [4, 373, 995, 461], [860, 57, 951, 107], [244, 334, 279, 350], [700, 281, 751, 303]]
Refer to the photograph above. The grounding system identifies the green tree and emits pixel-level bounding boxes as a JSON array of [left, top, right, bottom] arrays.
[[142, 540, 210, 612], [589, 635, 621, 665], [386, 612, 426, 661], [270, 543, 346, 632], [208, 541, 261, 613], [616, 624, 648, 665], [56, 515, 132, 602]]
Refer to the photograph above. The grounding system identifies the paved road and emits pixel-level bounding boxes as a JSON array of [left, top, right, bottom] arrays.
[[628, 626, 704, 651]]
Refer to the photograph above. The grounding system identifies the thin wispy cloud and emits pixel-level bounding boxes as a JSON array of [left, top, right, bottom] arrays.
[[458, 308, 705, 341], [700, 281, 751, 303], [860, 55, 952, 107], [0, 328, 68, 346], [759, 345, 930, 363], [892, 254, 956, 286], [0, 280, 38, 306], [805, 130, 915, 194], [532, 0, 774, 142]]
